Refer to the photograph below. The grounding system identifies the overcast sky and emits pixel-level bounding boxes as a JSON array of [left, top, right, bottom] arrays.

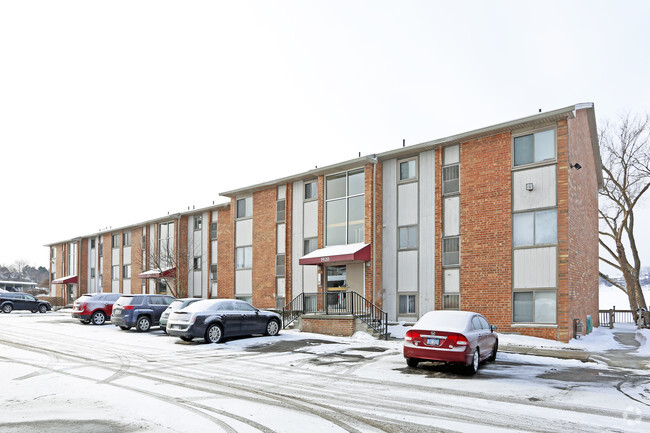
[[1, 1, 648, 275]]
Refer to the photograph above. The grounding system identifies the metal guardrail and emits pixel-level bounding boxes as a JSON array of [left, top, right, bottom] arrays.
[[282, 291, 389, 340]]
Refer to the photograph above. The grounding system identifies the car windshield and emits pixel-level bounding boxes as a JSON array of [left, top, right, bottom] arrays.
[[180, 299, 220, 312], [414, 311, 470, 333], [168, 300, 183, 309]]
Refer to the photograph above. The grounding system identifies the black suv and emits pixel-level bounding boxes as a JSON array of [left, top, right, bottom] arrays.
[[111, 294, 175, 332], [0, 292, 51, 314]]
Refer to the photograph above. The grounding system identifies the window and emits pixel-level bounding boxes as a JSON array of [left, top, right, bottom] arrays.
[[90, 268, 96, 278], [304, 181, 317, 200], [236, 197, 252, 219], [514, 129, 555, 166], [90, 239, 96, 249], [67, 242, 78, 276], [442, 164, 460, 195], [193, 256, 202, 271], [513, 290, 557, 323], [112, 234, 119, 248], [276, 200, 286, 222], [303, 238, 318, 255], [399, 158, 417, 181], [123, 264, 131, 279], [443, 268, 460, 310], [513, 209, 557, 247], [123, 232, 131, 247], [210, 222, 218, 240], [235, 246, 252, 269], [99, 243, 103, 257], [210, 264, 218, 281], [142, 234, 146, 246], [158, 222, 175, 268], [194, 216, 202, 231], [399, 294, 416, 315], [443, 236, 460, 266], [398, 226, 418, 249], [235, 296, 253, 304], [276, 254, 285, 276], [325, 169, 364, 246], [112, 265, 119, 280]]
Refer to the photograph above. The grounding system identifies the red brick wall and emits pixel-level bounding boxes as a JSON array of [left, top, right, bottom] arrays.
[[301, 316, 355, 337], [458, 132, 513, 332], [217, 203, 235, 299], [567, 111, 600, 331], [101, 234, 111, 293], [177, 216, 189, 298], [79, 239, 88, 294], [252, 188, 278, 308], [131, 227, 144, 294]]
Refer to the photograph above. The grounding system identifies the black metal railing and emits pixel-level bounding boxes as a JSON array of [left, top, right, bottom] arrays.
[[282, 291, 389, 339]]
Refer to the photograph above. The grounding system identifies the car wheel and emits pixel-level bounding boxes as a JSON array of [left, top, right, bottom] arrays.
[[265, 319, 280, 336], [406, 358, 419, 368], [2, 304, 13, 314], [205, 324, 223, 344], [136, 316, 151, 332], [466, 348, 479, 375], [180, 336, 193, 342], [488, 341, 498, 362], [38, 305, 48, 314], [80, 320, 90, 324], [31, 309, 37, 313], [119, 325, 131, 330], [91, 311, 106, 325]]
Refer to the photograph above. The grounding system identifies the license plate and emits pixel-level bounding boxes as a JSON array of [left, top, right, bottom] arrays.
[[426, 338, 440, 346]]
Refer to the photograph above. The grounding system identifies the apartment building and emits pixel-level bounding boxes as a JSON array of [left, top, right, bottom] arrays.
[[47, 103, 601, 341]]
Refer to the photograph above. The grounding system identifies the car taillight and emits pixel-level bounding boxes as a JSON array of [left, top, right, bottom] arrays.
[[405, 330, 420, 342], [81, 303, 87, 310], [123, 305, 134, 310], [447, 334, 469, 346], [189, 314, 197, 325]]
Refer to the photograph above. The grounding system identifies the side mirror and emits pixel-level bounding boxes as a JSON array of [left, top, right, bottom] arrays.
[[491, 325, 498, 332]]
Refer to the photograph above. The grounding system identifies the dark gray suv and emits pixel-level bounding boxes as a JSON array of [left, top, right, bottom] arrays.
[[111, 294, 175, 332]]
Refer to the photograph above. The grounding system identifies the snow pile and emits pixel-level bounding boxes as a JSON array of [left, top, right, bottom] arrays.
[[634, 328, 650, 356], [387, 322, 412, 339]]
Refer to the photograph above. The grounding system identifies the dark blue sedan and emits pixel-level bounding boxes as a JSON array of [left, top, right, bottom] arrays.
[[166, 299, 281, 343]]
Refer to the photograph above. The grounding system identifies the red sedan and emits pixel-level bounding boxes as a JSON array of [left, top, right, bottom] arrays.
[[403, 310, 498, 374]]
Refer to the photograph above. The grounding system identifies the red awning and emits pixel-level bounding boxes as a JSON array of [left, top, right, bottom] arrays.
[[299, 243, 371, 265], [138, 267, 176, 279], [52, 275, 78, 284]]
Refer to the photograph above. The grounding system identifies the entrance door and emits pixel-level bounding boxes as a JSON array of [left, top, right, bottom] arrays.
[[346, 263, 364, 297]]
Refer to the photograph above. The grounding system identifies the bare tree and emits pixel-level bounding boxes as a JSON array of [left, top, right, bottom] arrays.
[[12, 259, 28, 275], [599, 113, 650, 313]]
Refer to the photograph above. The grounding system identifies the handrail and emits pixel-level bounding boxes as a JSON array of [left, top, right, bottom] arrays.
[[282, 291, 389, 340]]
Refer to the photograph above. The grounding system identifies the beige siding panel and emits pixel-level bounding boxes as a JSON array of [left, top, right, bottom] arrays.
[[398, 182, 418, 226], [443, 196, 460, 237], [512, 165, 556, 212], [303, 265, 318, 293], [513, 246, 557, 288], [398, 250, 418, 292], [235, 219, 253, 247], [235, 269, 253, 295]]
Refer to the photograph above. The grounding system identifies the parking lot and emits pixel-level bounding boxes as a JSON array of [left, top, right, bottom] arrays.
[[0, 311, 648, 432]]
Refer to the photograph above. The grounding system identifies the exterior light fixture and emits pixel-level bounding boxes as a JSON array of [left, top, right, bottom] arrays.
[[570, 163, 582, 170], [526, 183, 534, 191]]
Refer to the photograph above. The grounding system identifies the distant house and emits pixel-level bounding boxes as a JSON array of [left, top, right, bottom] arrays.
[[0, 280, 38, 292], [46, 103, 602, 342]]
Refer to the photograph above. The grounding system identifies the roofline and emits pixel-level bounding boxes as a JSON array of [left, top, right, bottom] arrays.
[[376, 104, 580, 160], [220, 155, 378, 197], [44, 202, 230, 246], [578, 103, 604, 190]]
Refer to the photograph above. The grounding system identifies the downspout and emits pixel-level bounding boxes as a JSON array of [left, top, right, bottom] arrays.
[[372, 157, 377, 306]]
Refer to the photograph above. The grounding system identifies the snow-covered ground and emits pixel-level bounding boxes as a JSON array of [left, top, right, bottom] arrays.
[[0, 311, 649, 432]]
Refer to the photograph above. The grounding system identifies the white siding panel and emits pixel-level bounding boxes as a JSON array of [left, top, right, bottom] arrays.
[[278, 185, 286, 200], [277, 224, 286, 254], [303, 265, 318, 293], [513, 165, 557, 211], [112, 280, 119, 293], [211, 240, 218, 264], [236, 219, 253, 247], [382, 158, 398, 320], [398, 250, 418, 292], [277, 278, 285, 297], [303, 200, 318, 238], [193, 271, 202, 297], [292, 181, 304, 294], [444, 268, 460, 292], [419, 150, 435, 315], [235, 269, 253, 295], [123, 279, 131, 295], [398, 182, 418, 226], [443, 196, 460, 237], [513, 246, 557, 288], [111, 248, 120, 265], [149, 224, 155, 269], [123, 247, 131, 265], [443, 144, 460, 165], [202, 211, 209, 298]]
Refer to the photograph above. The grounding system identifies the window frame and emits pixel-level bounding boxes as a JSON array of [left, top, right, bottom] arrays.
[[122, 264, 131, 280], [194, 215, 203, 232], [123, 231, 131, 247], [236, 197, 253, 219], [398, 293, 417, 315], [111, 234, 119, 249], [276, 254, 285, 277], [512, 289, 557, 324], [235, 246, 253, 269], [193, 256, 202, 271], [398, 157, 418, 183], [442, 236, 460, 266], [304, 180, 318, 201], [324, 168, 365, 246], [512, 127, 557, 169], [210, 222, 218, 240], [512, 208, 558, 248], [276, 199, 286, 223], [398, 225, 418, 250]]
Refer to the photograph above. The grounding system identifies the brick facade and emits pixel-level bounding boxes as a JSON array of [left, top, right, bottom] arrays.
[[217, 204, 235, 299], [252, 188, 278, 308], [301, 315, 355, 337]]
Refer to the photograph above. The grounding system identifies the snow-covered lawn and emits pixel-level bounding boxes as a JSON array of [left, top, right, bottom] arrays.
[[0, 311, 648, 432]]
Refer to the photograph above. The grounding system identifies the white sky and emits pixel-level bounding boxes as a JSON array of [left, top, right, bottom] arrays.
[[1, 1, 649, 273]]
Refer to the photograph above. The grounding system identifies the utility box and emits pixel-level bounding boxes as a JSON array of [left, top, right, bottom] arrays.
[[573, 318, 584, 339]]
